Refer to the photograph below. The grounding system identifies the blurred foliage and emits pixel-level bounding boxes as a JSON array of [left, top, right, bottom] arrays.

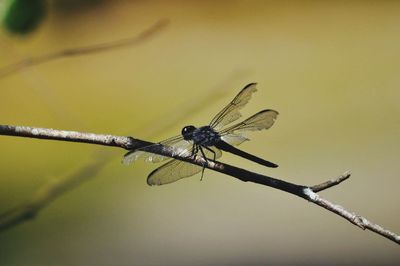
[[2, 0, 47, 34]]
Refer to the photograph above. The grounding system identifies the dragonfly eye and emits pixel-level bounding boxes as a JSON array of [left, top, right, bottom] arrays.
[[181, 125, 195, 139]]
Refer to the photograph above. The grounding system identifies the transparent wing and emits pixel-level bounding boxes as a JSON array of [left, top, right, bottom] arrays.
[[220, 134, 249, 146], [209, 83, 258, 131], [220, 109, 279, 144], [147, 159, 202, 185], [122, 134, 191, 165], [147, 146, 222, 186]]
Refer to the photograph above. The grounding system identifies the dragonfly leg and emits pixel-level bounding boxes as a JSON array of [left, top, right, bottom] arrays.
[[190, 144, 197, 158], [204, 146, 216, 161], [198, 146, 209, 181]]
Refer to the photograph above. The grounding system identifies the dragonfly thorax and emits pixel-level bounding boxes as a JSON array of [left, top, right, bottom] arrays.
[[182, 125, 220, 146]]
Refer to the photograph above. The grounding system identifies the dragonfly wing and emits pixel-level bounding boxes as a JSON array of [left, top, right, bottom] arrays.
[[220, 134, 249, 146], [220, 109, 278, 143], [122, 135, 191, 165], [123, 148, 179, 164], [147, 145, 222, 186], [209, 83, 258, 131], [147, 159, 203, 185]]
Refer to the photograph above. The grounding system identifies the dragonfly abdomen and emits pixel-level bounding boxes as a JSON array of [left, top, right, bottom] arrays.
[[215, 140, 278, 168]]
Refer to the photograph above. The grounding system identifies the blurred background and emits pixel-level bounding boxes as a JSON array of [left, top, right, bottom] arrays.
[[0, 0, 399, 265]]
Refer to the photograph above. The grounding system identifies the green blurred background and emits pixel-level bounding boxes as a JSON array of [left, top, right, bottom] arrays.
[[0, 1, 399, 265]]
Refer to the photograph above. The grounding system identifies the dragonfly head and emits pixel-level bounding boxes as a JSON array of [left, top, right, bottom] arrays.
[[181, 125, 196, 140]]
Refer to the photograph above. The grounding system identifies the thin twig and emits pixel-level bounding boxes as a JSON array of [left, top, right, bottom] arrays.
[[303, 188, 400, 244], [0, 124, 399, 245], [311, 171, 351, 192], [0, 19, 169, 79]]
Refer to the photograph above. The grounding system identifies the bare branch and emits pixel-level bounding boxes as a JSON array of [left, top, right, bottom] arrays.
[[0, 19, 169, 79], [0, 124, 307, 196], [0, 124, 399, 245], [311, 171, 351, 192], [0, 125, 133, 149]]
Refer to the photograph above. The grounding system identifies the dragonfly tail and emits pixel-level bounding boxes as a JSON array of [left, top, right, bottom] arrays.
[[215, 141, 278, 168]]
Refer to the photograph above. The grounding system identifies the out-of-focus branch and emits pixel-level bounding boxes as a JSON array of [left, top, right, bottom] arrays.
[[0, 19, 169, 79], [0, 155, 109, 231], [0, 124, 399, 245]]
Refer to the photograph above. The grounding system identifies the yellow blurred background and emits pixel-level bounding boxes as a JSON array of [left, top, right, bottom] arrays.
[[0, 1, 399, 265]]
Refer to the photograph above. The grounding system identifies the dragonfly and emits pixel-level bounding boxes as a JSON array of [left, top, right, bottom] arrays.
[[123, 83, 279, 186]]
